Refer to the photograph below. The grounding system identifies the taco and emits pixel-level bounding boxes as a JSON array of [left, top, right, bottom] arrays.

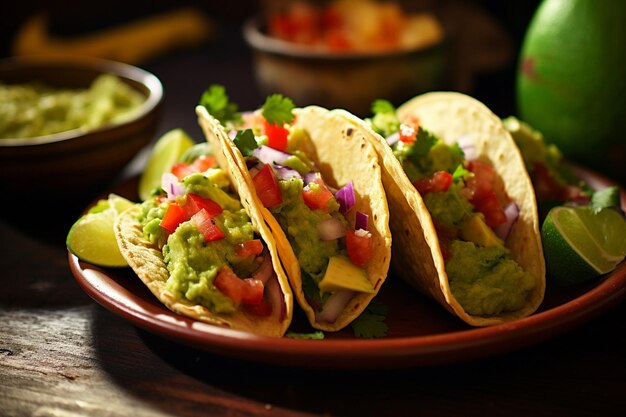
[[114, 141, 293, 337], [195, 90, 391, 332], [346, 91, 545, 326]]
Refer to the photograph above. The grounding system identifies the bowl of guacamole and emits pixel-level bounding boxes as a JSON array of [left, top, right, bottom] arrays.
[[0, 57, 163, 196]]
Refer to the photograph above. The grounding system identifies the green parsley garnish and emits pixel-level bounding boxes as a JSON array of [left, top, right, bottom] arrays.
[[199, 84, 242, 128], [452, 164, 470, 181], [261, 94, 295, 126], [590, 186, 621, 214], [233, 129, 258, 156], [350, 300, 388, 339]]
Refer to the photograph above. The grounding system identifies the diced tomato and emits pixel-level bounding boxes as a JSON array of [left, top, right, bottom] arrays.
[[413, 171, 453, 195], [214, 266, 265, 306], [183, 193, 223, 218], [192, 209, 225, 241], [346, 229, 372, 267], [472, 192, 507, 228], [302, 178, 334, 211], [235, 239, 264, 257], [263, 118, 289, 151], [253, 164, 283, 208], [160, 202, 186, 233], [399, 123, 417, 144], [243, 298, 273, 317], [171, 162, 195, 181], [170, 156, 216, 181], [465, 161, 506, 227]]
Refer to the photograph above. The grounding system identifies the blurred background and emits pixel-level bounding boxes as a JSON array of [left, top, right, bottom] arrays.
[[2, 0, 624, 190]]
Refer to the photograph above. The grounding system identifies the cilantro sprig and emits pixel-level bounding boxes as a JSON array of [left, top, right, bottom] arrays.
[[261, 94, 295, 126], [368, 99, 401, 137], [199, 84, 242, 128], [590, 186, 621, 214], [350, 300, 388, 339]]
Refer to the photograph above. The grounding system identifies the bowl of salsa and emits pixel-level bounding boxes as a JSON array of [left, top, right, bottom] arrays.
[[243, 0, 447, 115]]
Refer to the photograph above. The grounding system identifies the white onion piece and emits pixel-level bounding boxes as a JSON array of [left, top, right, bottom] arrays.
[[317, 218, 346, 240], [252, 145, 291, 166], [494, 202, 520, 240], [386, 132, 399, 146], [456, 134, 478, 161], [265, 274, 286, 321], [161, 172, 185, 200], [251, 254, 273, 284], [316, 290, 354, 323], [228, 130, 237, 139], [303, 171, 321, 185]]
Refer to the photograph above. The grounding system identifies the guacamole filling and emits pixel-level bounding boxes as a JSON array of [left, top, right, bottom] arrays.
[[369, 102, 535, 316], [139, 169, 271, 315], [232, 115, 373, 312]]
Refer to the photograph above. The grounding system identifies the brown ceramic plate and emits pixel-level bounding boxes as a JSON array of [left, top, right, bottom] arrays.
[[68, 167, 626, 369]]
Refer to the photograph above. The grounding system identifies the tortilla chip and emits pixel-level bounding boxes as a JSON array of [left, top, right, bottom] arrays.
[[196, 105, 392, 332], [340, 92, 545, 326], [115, 143, 293, 337]]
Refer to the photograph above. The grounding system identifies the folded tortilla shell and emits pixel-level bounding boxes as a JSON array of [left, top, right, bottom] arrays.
[[114, 138, 293, 337], [339, 92, 545, 326], [196, 105, 392, 332]]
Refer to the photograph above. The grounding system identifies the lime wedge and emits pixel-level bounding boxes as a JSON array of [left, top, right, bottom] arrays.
[[541, 205, 626, 285], [138, 128, 195, 201], [66, 193, 134, 267]]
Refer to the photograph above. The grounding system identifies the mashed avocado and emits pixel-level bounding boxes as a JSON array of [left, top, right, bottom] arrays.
[[140, 168, 258, 314], [0, 74, 145, 139], [446, 240, 535, 316], [423, 183, 473, 230], [271, 178, 343, 282]]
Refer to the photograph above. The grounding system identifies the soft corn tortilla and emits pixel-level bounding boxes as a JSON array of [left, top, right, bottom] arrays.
[[114, 138, 293, 337], [196, 105, 392, 332], [340, 92, 545, 326]]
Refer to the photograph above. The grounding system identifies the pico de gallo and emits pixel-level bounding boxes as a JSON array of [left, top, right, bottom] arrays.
[[369, 100, 535, 316], [200, 86, 376, 323], [138, 143, 286, 319]]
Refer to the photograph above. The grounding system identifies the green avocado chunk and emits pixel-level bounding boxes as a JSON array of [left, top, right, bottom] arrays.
[[318, 256, 375, 293]]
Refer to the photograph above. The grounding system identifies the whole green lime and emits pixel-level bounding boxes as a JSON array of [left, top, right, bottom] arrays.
[[517, 0, 626, 180]]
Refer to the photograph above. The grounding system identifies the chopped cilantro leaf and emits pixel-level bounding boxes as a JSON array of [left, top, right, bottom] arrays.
[[452, 164, 470, 181], [199, 85, 242, 128], [286, 331, 325, 340], [406, 127, 438, 168], [233, 129, 257, 156], [371, 99, 396, 115], [350, 300, 388, 339], [591, 186, 621, 214], [262, 94, 295, 125]]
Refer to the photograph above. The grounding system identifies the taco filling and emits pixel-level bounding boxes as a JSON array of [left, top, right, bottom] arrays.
[[233, 106, 375, 322], [137, 153, 286, 319], [369, 100, 535, 316]]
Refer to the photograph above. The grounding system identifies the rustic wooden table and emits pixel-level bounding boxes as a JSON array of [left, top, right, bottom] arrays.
[[2, 11, 626, 417]]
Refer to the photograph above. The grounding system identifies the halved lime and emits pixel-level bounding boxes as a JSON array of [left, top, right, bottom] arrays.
[[66, 193, 134, 267], [541, 205, 626, 285], [138, 128, 195, 201]]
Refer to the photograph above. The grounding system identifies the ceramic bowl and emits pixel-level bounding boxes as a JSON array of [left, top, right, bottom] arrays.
[[243, 16, 447, 116], [0, 57, 163, 197]]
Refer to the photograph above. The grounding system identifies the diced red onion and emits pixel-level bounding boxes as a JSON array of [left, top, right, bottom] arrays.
[[335, 181, 355, 214], [355, 211, 369, 231], [252, 145, 291, 166], [303, 171, 321, 185], [265, 274, 286, 321], [386, 132, 399, 146], [317, 217, 346, 240], [228, 130, 237, 139], [456, 134, 477, 161], [273, 164, 302, 180], [494, 202, 520, 240], [315, 290, 354, 323], [251, 254, 273, 284], [161, 172, 184, 200]]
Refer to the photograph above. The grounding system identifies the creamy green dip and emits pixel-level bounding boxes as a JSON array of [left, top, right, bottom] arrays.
[[139, 169, 257, 314], [0, 73, 145, 139]]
